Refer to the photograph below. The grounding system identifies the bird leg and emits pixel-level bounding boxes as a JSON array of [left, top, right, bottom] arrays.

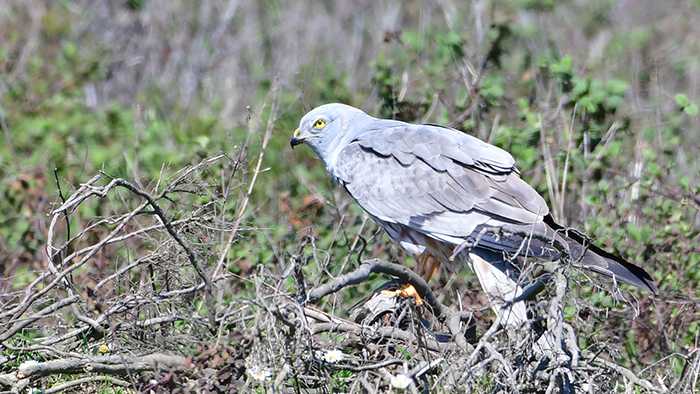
[[380, 252, 435, 306], [381, 284, 423, 305], [421, 255, 440, 283]]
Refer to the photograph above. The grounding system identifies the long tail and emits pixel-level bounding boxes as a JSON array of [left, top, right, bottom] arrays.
[[542, 215, 658, 294], [469, 215, 658, 294]]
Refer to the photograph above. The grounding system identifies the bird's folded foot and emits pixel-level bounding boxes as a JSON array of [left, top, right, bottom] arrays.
[[381, 284, 423, 306]]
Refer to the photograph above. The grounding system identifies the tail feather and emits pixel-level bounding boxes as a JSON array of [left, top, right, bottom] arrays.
[[543, 215, 658, 294], [468, 215, 658, 294]]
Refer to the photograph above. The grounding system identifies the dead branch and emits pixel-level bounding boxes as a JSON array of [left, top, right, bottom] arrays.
[[96, 177, 216, 331], [310, 322, 453, 353], [0, 295, 81, 342], [42, 376, 131, 394], [0, 153, 255, 392], [306, 258, 450, 323], [303, 257, 477, 351], [0, 353, 187, 390]]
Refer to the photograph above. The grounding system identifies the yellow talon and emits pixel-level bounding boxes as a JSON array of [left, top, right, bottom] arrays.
[[381, 284, 423, 306]]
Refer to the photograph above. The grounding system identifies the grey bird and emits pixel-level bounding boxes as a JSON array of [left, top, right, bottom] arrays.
[[290, 103, 658, 306]]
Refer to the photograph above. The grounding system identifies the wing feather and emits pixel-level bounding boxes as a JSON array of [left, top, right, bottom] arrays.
[[335, 122, 549, 247]]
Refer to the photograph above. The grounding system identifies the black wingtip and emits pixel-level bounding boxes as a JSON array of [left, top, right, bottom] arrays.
[[587, 259, 659, 295], [586, 261, 659, 295], [543, 214, 659, 295]]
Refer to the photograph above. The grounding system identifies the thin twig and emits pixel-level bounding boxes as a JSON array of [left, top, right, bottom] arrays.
[[103, 178, 216, 331], [43, 376, 131, 394], [213, 77, 281, 278]]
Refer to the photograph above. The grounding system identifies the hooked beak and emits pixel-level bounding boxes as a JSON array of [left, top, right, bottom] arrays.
[[290, 128, 304, 149]]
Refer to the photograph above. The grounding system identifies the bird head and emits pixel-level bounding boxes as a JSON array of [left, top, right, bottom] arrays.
[[290, 103, 369, 172]]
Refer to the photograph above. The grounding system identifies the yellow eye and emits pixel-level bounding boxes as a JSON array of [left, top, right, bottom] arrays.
[[314, 119, 327, 128]]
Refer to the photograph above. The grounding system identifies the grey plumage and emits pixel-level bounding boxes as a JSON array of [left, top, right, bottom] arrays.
[[291, 103, 658, 294]]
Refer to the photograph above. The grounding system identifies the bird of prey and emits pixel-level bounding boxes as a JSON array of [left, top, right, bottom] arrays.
[[290, 103, 657, 322]]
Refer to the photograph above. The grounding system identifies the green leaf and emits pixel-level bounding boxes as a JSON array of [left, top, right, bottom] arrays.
[[518, 97, 530, 111], [605, 79, 629, 95], [607, 140, 622, 156], [590, 89, 607, 104], [564, 306, 577, 320], [605, 95, 622, 111], [589, 79, 604, 93], [642, 149, 657, 161], [561, 55, 572, 70], [577, 96, 592, 110], [444, 31, 462, 46], [401, 30, 422, 52], [196, 135, 210, 148], [63, 42, 78, 59], [647, 162, 659, 176], [437, 31, 465, 58], [571, 78, 588, 97], [674, 94, 690, 106], [684, 103, 699, 116], [551, 55, 572, 73]]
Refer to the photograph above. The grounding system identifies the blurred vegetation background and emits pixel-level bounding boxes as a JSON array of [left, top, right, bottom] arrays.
[[1, 0, 700, 391]]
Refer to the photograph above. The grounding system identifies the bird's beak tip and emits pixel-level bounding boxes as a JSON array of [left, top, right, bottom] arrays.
[[290, 128, 302, 149]]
